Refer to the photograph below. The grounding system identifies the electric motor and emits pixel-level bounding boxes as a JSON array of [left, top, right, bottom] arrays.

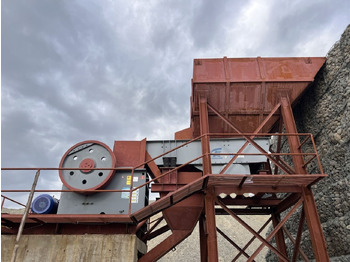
[[31, 194, 59, 214]]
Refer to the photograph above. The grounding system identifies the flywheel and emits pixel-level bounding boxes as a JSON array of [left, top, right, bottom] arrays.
[[59, 140, 116, 192]]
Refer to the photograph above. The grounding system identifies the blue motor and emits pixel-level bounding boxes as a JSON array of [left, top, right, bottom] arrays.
[[31, 194, 59, 214]]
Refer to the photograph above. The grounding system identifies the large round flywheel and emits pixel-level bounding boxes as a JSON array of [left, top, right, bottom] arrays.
[[59, 140, 116, 192]]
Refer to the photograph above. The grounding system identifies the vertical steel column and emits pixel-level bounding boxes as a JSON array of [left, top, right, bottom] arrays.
[[205, 186, 218, 262], [280, 96, 307, 174], [280, 96, 329, 261], [272, 213, 288, 261], [302, 187, 329, 261], [292, 209, 306, 262], [199, 214, 208, 262], [199, 96, 212, 175], [198, 95, 217, 261]]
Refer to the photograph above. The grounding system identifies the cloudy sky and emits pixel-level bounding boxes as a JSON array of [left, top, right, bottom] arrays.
[[1, 0, 349, 205]]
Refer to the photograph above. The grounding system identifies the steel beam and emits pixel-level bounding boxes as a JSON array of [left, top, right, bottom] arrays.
[[275, 193, 301, 214], [280, 96, 329, 261], [145, 151, 162, 181], [199, 96, 212, 175], [215, 208, 272, 216], [216, 198, 288, 261], [216, 227, 251, 260], [145, 225, 171, 241], [302, 187, 329, 261], [141, 216, 164, 241], [138, 230, 192, 262], [207, 102, 294, 174], [232, 217, 272, 261], [292, 209, 306, 262], [248, 198, 303, 261], [218, 197, 281, 206], [272, 213, 288, 262], [280, 96, 307, 174], [199, 94, 217, 261], [205, 186, 218, 262], [220, 102, 281, 174], [282, 225, 309, 262], [199, 214, 208, 262]]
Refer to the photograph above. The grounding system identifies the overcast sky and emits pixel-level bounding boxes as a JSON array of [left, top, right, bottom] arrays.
[[1, 0, 349, 206]]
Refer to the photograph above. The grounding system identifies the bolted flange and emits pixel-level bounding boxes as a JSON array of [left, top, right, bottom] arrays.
[[80, 158, 95, 173]]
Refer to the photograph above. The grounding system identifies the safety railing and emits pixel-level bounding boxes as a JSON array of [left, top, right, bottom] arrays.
[[1, 195, 26, 210], [1, 132, 323, 217], [1, 132, 325, 262]]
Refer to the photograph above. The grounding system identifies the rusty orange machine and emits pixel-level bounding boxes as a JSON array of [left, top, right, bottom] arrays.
[[2, 57, 329, 261]]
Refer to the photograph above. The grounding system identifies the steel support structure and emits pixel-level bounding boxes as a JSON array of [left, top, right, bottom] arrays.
[[199, 214, 208, 262], [301, 187, 329, 261], [271, 213, 288, 262], [191, 96, 328, 261], [280, 96, 329, 261], [199, 96, 212, 175], [199, 95, 218, 261]]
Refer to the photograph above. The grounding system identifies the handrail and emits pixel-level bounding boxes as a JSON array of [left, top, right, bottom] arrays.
[[1, 195, 27, 209], [132, 134, 205, 170], [1, 132, 323, 216]]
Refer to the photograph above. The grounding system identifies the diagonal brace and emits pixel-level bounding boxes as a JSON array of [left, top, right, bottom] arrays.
[[248, 197, 304, 261], [216, 197, 289, 262], [232, 217, 272, 262], [220, 102, 282, 174], [216, 227, 252, 261], [207, 103, 294, 174]]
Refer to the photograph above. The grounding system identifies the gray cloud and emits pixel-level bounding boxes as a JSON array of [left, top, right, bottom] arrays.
[[1, 0, 349, 206]]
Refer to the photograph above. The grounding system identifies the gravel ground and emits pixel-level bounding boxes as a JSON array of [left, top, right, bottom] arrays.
[[148, 213, 271, 262]]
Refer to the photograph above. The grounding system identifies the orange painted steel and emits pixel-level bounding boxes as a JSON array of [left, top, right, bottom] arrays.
[[176, 56, 326, 139], [1, 195, 26, 209], [1, 57, 329, 261]]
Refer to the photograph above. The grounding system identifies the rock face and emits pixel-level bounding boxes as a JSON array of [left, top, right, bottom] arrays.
[[266, 25, 350, 261]]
